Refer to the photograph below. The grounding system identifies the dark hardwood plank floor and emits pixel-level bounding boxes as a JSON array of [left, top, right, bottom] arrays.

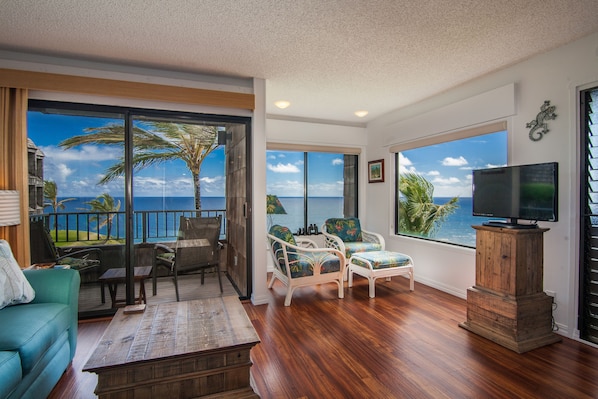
[[51, 274, 598, 398]]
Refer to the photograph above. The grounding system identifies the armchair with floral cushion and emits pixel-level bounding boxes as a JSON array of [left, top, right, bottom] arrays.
[[267, 225, 346, 306], [321, 217, 385, 264]]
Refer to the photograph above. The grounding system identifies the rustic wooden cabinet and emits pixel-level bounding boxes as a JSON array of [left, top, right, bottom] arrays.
[[459, 225, 560, 353]]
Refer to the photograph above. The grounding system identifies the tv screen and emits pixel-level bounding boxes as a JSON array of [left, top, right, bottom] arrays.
[[472, 162, 558, 227]]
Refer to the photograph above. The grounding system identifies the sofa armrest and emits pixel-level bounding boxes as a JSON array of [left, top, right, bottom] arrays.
[[23, 268, 80, 361], [23, 269, 80, 306]]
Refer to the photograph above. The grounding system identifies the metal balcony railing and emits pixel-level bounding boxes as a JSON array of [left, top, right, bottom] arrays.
[[30, 209, 227, 244]]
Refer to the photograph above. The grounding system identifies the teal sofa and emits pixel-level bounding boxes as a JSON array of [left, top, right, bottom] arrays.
[[0, 268, 80, 399]]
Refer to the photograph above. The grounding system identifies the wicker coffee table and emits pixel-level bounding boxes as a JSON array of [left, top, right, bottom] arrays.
[[83, 296, 261, 398]]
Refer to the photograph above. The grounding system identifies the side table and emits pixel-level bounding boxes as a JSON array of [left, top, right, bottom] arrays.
[[98, 266, 152, 308]]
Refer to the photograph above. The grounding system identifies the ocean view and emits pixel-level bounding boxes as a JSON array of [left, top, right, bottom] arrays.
[[51, 196, 486, 247]]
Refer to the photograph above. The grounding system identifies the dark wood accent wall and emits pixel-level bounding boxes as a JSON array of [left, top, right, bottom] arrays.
[[225, 125, 249, 297]]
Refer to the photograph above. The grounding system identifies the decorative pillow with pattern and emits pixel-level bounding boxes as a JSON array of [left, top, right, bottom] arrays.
[[268, 225, 299, 267], [0, 239, 35, 310], [325, 217, 363, 242]]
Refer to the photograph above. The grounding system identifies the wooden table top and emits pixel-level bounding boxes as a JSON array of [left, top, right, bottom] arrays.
[[83, 296, 260, 372], [98, 266, 153, 282]]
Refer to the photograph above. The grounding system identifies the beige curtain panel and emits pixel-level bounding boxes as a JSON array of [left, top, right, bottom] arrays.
[[0, 87, 30, 267]]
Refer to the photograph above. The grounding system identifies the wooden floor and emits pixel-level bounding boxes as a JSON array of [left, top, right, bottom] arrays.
[[51, 274, 598, 398]]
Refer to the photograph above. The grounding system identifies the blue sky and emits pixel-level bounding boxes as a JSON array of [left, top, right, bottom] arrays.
[[399, 131, 507, 198], [266, 151, 345, 197], [28, 111, 506, 199], [28, 112, 226, 198]]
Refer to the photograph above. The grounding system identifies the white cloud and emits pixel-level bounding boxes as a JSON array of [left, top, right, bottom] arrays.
[[332, 158, 343, 166], [442, 156, 468, 166], [309, 181, 343, 196], [200, 176, 224, 195], [267, 163, 301, 173], [398, 153, 416, 174], [399, 153, 412, 166], [267, 180, 304, 197], [432, 176, 461, 185], [484, 163, 506, 169], [200, 176, 221, 184], [55, 164, 74, 182], [428, 170, 440, 176], [40, 145, 120, 162]]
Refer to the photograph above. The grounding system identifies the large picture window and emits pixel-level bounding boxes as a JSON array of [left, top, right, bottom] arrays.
[[266, 149, 358, 234], [394, 125, 507, 247]]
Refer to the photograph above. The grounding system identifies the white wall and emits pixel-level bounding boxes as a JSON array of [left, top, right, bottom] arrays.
[[365, 31, 598, 339]]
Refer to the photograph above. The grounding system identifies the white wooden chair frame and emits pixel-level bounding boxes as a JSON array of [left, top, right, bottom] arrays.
[[267, 234, 346, 306], [321, 222, 385, 280], [348, 253, 414, 298]]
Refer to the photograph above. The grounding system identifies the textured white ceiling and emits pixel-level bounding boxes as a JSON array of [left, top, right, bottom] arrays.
[[0, 0, 597, 124]]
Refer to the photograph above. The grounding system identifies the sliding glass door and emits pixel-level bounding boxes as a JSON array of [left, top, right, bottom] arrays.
[[28, 100, 251, 317], [28, 102, 126, 317]]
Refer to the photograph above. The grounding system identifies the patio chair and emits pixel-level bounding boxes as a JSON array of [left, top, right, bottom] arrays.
[[268, 224, 345, 306], [321, 217, 385, 278], [154, 215, 223, 301], [29, 219, 103, 284]]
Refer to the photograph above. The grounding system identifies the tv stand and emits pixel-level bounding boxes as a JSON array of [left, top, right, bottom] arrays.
[[459, 225, 561, 353]]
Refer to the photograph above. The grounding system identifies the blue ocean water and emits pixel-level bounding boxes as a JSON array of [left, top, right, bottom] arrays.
[[53, 196, 484, 247], [51, 197, 225, 242], [431, 197, 488, 247], [271, 196, 485, 247]]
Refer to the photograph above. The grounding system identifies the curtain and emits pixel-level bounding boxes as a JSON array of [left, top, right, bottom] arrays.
[[0, 87, 30, 267]]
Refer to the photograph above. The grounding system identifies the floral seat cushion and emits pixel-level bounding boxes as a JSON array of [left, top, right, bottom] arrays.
[[350, 250, 412, 270]]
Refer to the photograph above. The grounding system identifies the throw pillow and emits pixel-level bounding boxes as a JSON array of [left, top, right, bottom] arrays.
[[0, 239, 35, 310]]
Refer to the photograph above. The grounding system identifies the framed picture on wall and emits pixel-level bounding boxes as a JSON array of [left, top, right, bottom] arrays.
[[368, 159, 384, 183]]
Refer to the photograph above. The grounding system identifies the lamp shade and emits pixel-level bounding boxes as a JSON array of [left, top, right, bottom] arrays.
[[0, 190, 21, 227], [266, 195, 286, 215]]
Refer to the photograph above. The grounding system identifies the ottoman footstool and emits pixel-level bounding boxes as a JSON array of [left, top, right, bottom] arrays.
[[348, 250, 414, 298]]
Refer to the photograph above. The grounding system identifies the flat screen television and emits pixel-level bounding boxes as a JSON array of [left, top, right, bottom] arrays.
[[472, 162, 558, 228]]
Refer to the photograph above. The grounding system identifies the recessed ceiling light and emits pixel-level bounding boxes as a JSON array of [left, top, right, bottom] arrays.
[[354, 110, 368, 118], [275, 100, 291, 109]]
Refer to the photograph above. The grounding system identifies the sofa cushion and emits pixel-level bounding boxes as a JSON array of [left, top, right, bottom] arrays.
[[325, 218, 363, 242], [0, 350, 21, 399], [0, 303, 70, 374], [0, 240, 35, 310]]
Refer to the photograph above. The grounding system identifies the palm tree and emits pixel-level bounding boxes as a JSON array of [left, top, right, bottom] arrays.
[[84, 193, 121, 243], [398, 172, 459, 236], [43, 180, 76, 212], [59, 122, 219, 211]]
